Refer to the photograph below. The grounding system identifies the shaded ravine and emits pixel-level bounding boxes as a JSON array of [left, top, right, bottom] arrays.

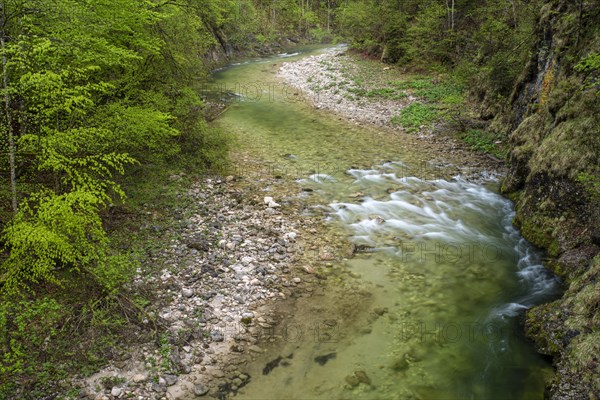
[[209, 46, 560, 399]]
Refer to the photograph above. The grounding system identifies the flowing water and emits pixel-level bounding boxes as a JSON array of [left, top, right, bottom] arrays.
[[209, 46, 560, 400]]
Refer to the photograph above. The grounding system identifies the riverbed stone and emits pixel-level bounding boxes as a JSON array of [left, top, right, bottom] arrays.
[[345, 375, 360, 387], [194, 384, 209, 396], [354, 370, 371, 385]]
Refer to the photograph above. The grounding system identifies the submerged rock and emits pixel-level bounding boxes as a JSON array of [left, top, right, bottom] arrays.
[[345, 375, 360, 387], [391, 355, 409, 371], [354, 370, 371, 385], [314, 352, 337, 366]]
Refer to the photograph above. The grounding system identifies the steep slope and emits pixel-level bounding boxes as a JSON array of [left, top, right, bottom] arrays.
[[496, 1, 600, 398]]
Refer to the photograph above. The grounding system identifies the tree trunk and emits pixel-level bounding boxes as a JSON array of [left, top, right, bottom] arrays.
[[508, 0, 518, 27], [327, 0, 330, 32], [451, 0, 455, 31], [0, 3, 17, 214]]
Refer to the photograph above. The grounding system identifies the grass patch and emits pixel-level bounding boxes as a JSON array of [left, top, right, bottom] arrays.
[[462, 129, 507, 158], [365, 87, 407, 100], [415, 83, 464, 104], [391, 103, 438, 131], [391, 77, 434, 90]]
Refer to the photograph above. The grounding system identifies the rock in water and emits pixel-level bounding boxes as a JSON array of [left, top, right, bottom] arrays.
[[263, 356, 282, 375], [345, 375, 360, 387], [354, 370, 371, 385], [391, 355, 409, 371], [314, 352, 336, 366]]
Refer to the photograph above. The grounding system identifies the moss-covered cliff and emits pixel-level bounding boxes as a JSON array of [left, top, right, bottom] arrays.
[[495, 1, 599, 398]]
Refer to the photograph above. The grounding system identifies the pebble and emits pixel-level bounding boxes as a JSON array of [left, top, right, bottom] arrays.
[[163, 374, 178, 386], [284, 232, 297, 241], [194, 383, 209, 396], [210, 331, 224, 342], [303, 265, 316, 274], [248, 345, 263, 353], [110, 387, 122, 397]]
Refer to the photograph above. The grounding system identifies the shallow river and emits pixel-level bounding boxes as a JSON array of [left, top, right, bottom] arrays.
[[209, 46, 559, 400]]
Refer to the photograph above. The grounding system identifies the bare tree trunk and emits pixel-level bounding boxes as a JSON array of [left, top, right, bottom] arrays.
[[327, 0, 331, 32], [0, 3, 17, 214], [508, 0, 518, 27], [299, 0, 303, 32], [451, 0, 455, 30], [306, 0, 310, 34], [271, 0, 276, 28]]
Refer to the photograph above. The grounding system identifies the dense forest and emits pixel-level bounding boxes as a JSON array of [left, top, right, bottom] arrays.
[[1, 0, 598, 398]]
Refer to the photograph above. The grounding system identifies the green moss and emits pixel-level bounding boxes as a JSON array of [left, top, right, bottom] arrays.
[[516, 213, 561, 257], [525, 300, 565, 356]]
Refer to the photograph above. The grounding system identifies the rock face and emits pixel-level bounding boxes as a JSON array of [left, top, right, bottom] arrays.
[[494, 1, 600, 398]]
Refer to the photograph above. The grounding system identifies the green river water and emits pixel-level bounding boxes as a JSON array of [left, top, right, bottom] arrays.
[[209, 46, 559, 400]]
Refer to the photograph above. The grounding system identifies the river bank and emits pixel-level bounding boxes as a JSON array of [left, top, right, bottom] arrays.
[[72, 169, 347, 399]]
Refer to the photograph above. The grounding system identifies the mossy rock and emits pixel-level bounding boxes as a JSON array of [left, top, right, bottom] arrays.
[[515, 213, 561, 257], [525, 300, 567, 356]]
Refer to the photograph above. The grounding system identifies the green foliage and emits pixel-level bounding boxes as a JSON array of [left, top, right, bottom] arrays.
[[391, 103, 438, 131], [336, 0, 541, 99], [0, 297, 63, 376], [414, 82, 465, 104], [393, 78, 434, 90], [575, 53, 600, 90], [574, 53, 600, 73], [365, 87, 407, 100], [577, 172, 600, 201], [462, 129, 507, 158], [0, 0, 231, 395], [2, 190, 108, 292]]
